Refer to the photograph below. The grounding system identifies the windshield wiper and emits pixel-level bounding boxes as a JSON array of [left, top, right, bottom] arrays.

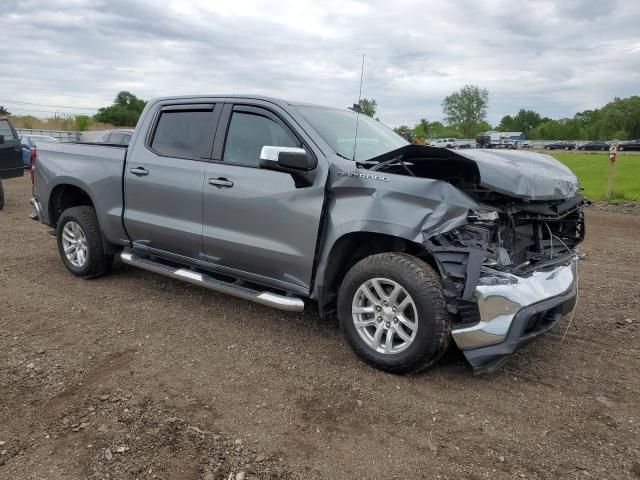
[[370, 155, 415, 176]]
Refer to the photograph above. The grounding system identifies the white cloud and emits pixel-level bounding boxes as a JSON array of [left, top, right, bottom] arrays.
[[1, 0, 638, 126]]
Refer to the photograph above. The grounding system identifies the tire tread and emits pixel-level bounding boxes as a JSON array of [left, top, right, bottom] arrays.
[[338, 252, 450, 374], [57, 206, 113, 278]]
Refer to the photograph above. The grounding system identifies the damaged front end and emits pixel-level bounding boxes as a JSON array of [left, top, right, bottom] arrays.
[[357, 144, 587, 373], [427, 196, 585, 373]]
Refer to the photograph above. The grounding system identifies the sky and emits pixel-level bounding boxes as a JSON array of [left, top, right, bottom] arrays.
[[2, 0, 639, 127]]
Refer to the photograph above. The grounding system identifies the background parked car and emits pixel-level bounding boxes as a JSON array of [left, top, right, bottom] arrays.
[[544, 141, 576, 150], [20, 135, 58, 167], [618, 139, 640, 151], [429, 138, 457, 148], [578, 141, 611, 151], [0, 117, 24, 209], [98, 129, 134, 145]]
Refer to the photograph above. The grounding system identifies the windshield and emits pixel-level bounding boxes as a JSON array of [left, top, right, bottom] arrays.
[[296, 106, 408, 162]]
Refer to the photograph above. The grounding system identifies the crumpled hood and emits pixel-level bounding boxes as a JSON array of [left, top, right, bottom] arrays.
[[365, 145, 580, 201], [454, 149, 580, 200]]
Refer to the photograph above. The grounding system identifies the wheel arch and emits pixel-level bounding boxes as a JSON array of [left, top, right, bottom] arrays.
[[49, 183, 95, 228], [316, 231, 437, 318]]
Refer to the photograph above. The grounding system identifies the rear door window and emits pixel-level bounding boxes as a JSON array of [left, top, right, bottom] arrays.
[[151, 107, 217, 160]]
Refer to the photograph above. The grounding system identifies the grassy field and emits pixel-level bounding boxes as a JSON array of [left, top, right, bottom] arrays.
[[548, 151, 640, 201]]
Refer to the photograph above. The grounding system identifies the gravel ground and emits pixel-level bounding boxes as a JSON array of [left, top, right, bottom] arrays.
[[1, 175, 639, 480], [591, 202, 640, 216]]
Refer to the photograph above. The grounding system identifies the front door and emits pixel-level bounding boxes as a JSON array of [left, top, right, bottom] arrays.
[[202, 104, 326, 293], [123, 103, 221, 260], [0, 119, 24, 179]]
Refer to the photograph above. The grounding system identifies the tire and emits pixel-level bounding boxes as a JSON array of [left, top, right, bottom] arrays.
[[338, 253, 450, 374], [619, 145, 624, 151], [601, 147, 606, 151], [56, 206, 113, 278], [0, 179, 4, 210]]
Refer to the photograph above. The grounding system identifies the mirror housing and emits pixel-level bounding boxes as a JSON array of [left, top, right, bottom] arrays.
[[260, 146, 315, 171], [259, 146, 317, 187]]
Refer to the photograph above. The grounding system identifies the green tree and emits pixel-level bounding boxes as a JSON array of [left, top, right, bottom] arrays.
[[427, 121, 464, 139], [497, 115, 517, 131], [611, 130, 629, 141], [74, 115, 93, 131], [512, 109, 542, 134], [94, 91, 147, 126], [473, 121, 493, 136], [442, 84, 489, 137], [497, 109, 541, 135], [393, 125, 413, 141], [412, 118, 431, 139], [0, 106, 10, 116], [358, 98, 377, 118]]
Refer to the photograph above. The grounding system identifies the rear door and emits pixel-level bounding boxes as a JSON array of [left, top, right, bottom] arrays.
[[123, 102, 222, 260], [201, 103, 326, 294], [0, 119, 24, 179]]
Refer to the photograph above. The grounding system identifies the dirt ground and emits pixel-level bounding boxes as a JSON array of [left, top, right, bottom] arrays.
[[1, 175, 639, 480]]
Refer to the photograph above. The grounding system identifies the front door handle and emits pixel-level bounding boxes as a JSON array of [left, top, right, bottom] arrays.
[[208, 177, 234, 188], [130, 167, 149, 176]]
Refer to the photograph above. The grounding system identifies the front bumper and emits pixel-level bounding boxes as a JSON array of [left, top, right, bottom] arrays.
[[451, 259, 578, 374]]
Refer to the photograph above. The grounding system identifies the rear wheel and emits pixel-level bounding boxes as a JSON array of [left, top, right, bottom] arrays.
[[619, 145, 625, 151], [338, 253, 450, 374], [56, 206, 113, 278], [0, 179, 4, 210]]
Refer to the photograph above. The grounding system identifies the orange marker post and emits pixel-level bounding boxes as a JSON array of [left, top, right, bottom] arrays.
[[606, 142, 618, 201]]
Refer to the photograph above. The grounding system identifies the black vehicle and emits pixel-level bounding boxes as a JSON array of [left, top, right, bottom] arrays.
[[618, 139, 640, 151], [579, 141, 611, 151], [0, 117, 25, 209], [544, 141, 576, 150]]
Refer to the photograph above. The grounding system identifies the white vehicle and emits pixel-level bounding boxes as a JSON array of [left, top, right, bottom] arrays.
[[428, 138, 457, 148]]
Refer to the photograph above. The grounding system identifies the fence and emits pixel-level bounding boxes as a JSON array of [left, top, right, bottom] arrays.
[[17, 128, 80, 142]]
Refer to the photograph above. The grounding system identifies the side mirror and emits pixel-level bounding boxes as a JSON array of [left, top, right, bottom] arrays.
[[259, 146, 316, 171], [259, 146, 317, 187], [0, 135, 4, 145]]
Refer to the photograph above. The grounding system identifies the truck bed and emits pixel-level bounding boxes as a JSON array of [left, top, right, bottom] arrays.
[[35, 142, 129, 246]]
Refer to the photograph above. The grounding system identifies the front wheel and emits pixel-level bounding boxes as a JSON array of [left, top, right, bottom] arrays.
[[56, 206, 113, 278], [338, 253, 450, 374]]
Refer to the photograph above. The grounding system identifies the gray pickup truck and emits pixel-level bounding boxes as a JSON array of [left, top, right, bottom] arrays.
[[32, 95, 585, 374]]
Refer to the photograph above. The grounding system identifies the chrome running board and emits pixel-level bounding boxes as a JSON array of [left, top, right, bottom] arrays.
[[120, 251, 304, 312]]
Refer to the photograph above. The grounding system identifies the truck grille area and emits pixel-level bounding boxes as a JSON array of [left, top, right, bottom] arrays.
[[432, 195, 586, 275], [427, 195, 585, 327]]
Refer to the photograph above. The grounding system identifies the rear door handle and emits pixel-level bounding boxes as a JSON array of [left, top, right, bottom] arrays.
[[208, 177, 233, 188], [130, 167, 149, 176]]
